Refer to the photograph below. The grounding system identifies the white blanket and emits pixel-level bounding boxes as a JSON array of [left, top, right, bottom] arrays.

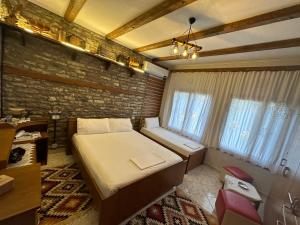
[[72, 131, 182, 198]]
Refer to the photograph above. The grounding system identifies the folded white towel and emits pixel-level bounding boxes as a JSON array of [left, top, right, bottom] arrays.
[[130, 153, 165, 170], [184, 142, 202, 150]]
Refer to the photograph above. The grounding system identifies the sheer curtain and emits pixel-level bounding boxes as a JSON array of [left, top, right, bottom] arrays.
[[220, 99, 296, 169], [160, 70, 300, 170], [168, 91, 211, 141]]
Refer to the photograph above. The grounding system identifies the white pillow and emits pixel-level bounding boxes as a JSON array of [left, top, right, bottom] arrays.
[[77, 118, 110, 134], [145, 117, 160, 128], [109, 118, 132, 132]]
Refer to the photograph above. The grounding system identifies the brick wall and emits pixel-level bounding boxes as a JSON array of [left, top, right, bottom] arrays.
[[0, 1, 166, 148], [1, 28, 164, 148]]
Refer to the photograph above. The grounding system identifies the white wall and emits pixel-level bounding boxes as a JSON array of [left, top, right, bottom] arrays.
[[204, 148, 275, 196]]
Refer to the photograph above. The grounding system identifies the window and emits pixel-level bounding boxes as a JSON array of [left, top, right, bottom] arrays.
[[220, 98, 290, 168], [168, 91, 211, 141], [168, 92, 189, 131]]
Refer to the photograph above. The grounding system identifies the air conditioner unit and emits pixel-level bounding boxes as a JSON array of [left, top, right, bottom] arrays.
[[143, 61, 169, 79]]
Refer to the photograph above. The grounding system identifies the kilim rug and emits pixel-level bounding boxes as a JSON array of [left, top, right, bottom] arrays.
[[126, 189, 210, 225], [38, 164, 92, 225]]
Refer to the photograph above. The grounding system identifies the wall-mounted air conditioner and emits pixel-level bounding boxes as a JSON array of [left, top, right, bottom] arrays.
[[143, 61, 169, 79]]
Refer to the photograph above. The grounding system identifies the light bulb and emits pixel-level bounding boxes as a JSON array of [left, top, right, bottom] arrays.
[[191, 51, 197, 59], [182, 48, 188, 57], [173, 46, 179, 54]]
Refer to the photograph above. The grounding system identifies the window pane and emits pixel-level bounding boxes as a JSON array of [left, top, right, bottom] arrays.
[[251, 103, 289, 167], [220, 98, 262, 158], [182, 94, 212, 140], [168, 91, 189, 131], [168, 91, 212, 141]]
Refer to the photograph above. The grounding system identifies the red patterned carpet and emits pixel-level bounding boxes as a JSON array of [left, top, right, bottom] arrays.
[[127, 189, 209, 225], [38, 164, 92, 225]]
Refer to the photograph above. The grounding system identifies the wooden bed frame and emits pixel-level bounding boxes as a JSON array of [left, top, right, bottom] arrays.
[[139, 131, 207, 173], [67, 118, 187, 225]]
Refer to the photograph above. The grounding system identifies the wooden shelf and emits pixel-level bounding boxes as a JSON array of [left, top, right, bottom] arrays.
[[0, 22, 145, 75]]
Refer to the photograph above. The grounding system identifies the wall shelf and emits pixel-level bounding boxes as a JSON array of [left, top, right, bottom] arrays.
[[0, 22, 146, 76]]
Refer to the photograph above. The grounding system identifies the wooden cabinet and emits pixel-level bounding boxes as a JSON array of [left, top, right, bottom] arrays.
[[0, 120, 45, 225], [0, 124, 15, 169], [0, 164, 41, 225]]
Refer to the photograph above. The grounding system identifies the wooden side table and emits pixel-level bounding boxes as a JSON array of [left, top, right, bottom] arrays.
[[13, 119, 49, 165], [0, 164, 41, 225]]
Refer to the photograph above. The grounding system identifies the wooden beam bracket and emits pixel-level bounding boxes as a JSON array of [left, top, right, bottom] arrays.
[[104, 61, 112, 70], [71, 52, 78, 61]]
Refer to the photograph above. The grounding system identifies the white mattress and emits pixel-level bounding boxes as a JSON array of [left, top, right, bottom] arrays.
[[140, 127, 205, 158], [72, 130, 182, 198]]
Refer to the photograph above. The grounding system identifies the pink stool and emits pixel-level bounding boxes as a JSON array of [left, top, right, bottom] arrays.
[[215, 189, 262, 225], [223, 166, 253, 183]]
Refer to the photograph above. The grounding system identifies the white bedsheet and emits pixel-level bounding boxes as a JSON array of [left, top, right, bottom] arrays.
[[72, 131, 182, 198], [140, 127, 205, 157]]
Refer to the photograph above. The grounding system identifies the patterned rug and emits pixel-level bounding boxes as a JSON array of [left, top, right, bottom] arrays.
[[127, 189, 209, 225], [38, 164, 92, 225]]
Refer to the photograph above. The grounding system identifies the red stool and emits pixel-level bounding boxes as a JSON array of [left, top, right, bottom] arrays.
[[215, 189, 262, 225], [223, 166, 253, 183]]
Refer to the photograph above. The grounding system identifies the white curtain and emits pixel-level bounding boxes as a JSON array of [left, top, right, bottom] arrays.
[[168, 91, 211, 141], [160, 70, 300, 170]]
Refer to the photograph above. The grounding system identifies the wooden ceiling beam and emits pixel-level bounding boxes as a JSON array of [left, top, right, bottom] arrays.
[[105, 0, 197, 40], [171, 65, 300, 73], [152, 38, 300, 61], [135, 4, 300, 52], [64, 0, 87, 22]]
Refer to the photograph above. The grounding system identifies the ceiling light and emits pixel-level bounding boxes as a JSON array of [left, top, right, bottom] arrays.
[[24, 28, 34, 33], [191, 50, 197, 60], [60, 41, 85, 51], [182, 46, 188, 57], [170, 17, 202, 60], [172, 42, 179, 54], [132, 67, 145, 73]]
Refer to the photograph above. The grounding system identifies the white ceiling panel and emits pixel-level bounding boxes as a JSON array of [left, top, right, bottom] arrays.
[[117, 0, 300, 48], [28, 0, 70, 17], [142, 18, 300, 58], [26, 0, 300, 67], [158, 47, 300, 67], [74, 0, 164, 36], [170, 58, 300, 70]]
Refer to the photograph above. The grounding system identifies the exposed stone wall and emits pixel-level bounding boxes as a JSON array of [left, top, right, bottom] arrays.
[[7, 0, 147, 63], [2, 30, 152, 148], [1, 1, 166, 149]]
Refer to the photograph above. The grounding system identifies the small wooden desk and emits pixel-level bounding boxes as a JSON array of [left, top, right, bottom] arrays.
[[0, 164, 41, 225]]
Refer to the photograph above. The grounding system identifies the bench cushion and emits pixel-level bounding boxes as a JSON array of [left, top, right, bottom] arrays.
[[216, 190, 262, 225], [224, 166, 253, 183], [140, 127, 205, 157]]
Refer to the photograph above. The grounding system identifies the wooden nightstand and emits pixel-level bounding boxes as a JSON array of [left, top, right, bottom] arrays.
[[13, 119, 49, 165], [0, 164, 41, 225]]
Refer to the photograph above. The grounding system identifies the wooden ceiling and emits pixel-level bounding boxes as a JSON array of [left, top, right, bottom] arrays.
[[28, 0, 300, 69]]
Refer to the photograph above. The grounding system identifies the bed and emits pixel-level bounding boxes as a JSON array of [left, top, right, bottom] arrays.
[[67, 118, 187, 225], [140, 124, 207, 172]]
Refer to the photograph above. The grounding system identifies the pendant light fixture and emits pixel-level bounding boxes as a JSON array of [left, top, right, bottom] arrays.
[[171, 17, 202, 60]]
